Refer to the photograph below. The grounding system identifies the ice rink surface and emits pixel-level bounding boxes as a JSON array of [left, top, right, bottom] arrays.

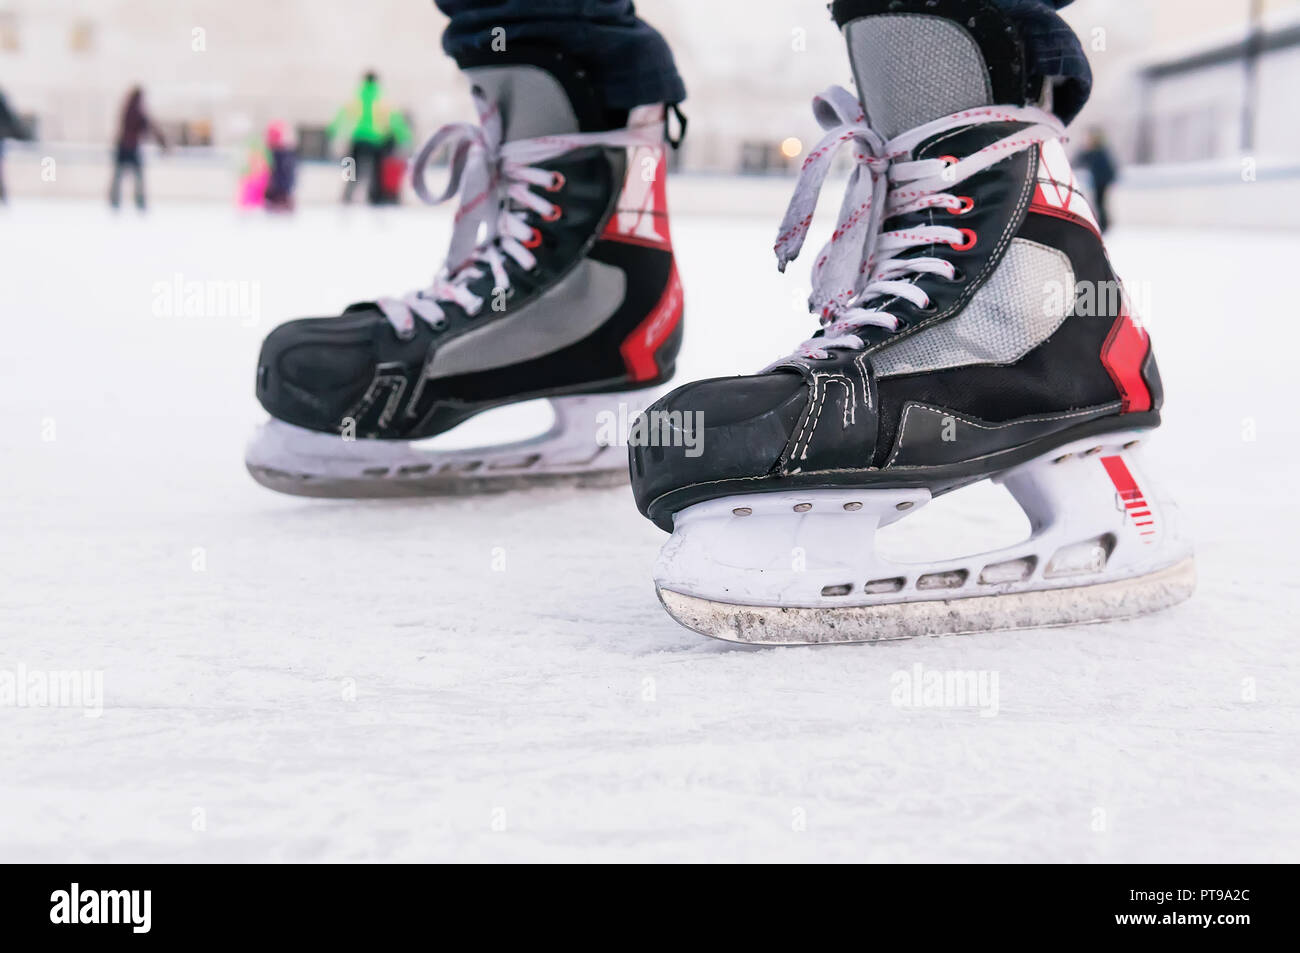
[[2, 194, 1298, 862]]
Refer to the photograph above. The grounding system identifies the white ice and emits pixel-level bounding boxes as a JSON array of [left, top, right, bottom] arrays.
[[2, 194, 1298, 862]]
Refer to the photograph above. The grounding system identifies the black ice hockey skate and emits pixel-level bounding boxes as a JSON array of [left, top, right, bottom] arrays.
[[247, 48, 683, 496], [631, 0, 1193, 644]]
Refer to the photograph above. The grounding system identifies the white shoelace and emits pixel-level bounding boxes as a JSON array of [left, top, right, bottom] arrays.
[[774, 86, 1066, 359], [376, 92, 663, 337]]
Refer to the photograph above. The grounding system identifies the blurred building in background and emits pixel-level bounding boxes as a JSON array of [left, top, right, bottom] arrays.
[[0, 0, 463, 149], [1063, 0, 1300, 225], [1068, 0, 1300, 164], [1, 0, 1298, 221]]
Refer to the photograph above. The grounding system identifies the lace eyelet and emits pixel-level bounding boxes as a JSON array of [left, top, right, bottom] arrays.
[[949, 228, 977, 252], [542, 204, 562, 222], [545, 172, 566, 192], [937, 154, 960, 184], [947, 267, 966, 282], [523, 227, 543, 249], [946, 195, 975, 215]]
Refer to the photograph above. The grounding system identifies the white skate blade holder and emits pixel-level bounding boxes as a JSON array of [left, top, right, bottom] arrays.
[[246, 386, 661, 498], [655, 430, 1195, 644]]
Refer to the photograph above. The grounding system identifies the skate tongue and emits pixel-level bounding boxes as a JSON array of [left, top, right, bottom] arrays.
[[837, 3, 1009, 140], [463, 64, 580, 142]]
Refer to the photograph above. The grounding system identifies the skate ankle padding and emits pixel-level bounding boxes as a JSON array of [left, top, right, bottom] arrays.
[[831, 0, 1032, 138], [459, 46, 629, 136]]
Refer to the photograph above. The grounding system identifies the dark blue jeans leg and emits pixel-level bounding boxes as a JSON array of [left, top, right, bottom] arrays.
[[433, 2, 1084, 122], [992, 0, 1092, 124], [433, 1, 686, 110]]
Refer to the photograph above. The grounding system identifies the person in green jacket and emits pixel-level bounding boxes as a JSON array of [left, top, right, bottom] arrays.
[[329, 71, 412, 205]]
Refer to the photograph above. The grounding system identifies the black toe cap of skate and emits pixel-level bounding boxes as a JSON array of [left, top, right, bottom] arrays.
[[255, 308, 422, 433], [629, 371, 809, 531]]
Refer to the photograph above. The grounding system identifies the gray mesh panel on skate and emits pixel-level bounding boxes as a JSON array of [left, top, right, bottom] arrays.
[[873, 239, 1075, 378], [421, 259, 627, 381], [843, 14, 992, 140], [464, 65, 579, 140]]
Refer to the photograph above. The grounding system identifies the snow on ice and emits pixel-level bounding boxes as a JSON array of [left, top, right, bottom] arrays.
[[1, 197, 1297, 862]]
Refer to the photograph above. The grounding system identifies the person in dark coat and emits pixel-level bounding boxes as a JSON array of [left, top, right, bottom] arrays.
[[110, 86, 167, 210], [1077, 128, 1118, 233], [263, 120, 298, 213], [0, 87, 20, 204]]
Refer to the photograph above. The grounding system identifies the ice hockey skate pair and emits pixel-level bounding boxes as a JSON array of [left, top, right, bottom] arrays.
[[246, 0, 1194, 644]]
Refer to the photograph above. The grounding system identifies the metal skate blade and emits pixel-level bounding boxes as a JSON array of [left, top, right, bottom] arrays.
[[244, 391, 654, 498], [657, 556, 1196, 646], [245, 460, 628, 498]]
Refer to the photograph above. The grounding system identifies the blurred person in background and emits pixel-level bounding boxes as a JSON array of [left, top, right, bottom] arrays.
[[236, 132, 270, 210], [375, 133, 408, 205], [0, 86, 20, 204], [110, 86, 167, 211], [264, 120, 298, 213], [329, 71, 412, 205], [1077, 128, 1117, 233]]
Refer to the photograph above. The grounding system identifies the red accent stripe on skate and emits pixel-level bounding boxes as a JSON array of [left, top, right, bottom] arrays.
[[1028, 197, 1102, 238], [1101, 454, 1156, 543], [1100, 306, 1152, 413], [620, 264, 683, 383], [1100, 455, 1139, 495], [599, 229, 672, 251], [601, 152, 672, 249]]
